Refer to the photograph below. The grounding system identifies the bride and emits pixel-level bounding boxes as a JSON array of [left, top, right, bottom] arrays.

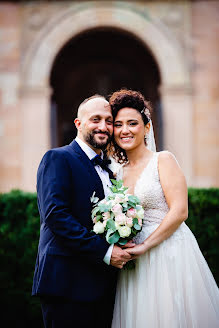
[[109, 89, 219, 328]]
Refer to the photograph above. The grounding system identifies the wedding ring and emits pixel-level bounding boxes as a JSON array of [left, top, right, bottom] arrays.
[[122, 262, 125, 265]]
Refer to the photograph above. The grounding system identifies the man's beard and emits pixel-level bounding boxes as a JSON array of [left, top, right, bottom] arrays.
[[84, 130, 112, 150]]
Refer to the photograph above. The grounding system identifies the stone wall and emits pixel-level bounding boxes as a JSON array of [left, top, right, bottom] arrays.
[[0, 4, 21, 191], [191, 1, 219, 186]]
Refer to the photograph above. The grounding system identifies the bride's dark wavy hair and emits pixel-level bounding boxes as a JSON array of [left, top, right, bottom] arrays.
[[108, 89, 152, 164]]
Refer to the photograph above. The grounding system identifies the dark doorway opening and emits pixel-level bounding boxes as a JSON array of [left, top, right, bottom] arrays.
[[50, 27, 162, 149]]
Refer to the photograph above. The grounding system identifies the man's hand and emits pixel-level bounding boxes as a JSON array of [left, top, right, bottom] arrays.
[[110, 245, 132, 269]]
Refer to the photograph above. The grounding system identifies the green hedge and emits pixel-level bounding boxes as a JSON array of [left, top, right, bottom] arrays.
[[0, 190, 42, 327], [187, 188, 219, 282], [0, 188, 219, 327]]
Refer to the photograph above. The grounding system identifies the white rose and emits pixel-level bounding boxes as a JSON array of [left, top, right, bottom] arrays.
[[93, 221, 105, 234], [136, 208, 144, 219], [112, 204, 123, 215], [115, 194, 125, 204], [118, 226, 131, 238], [115, 213, 127, 225], [126, 217, 133, 228], [127, 208, 137, 218]]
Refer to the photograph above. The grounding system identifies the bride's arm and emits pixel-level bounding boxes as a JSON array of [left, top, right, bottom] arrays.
[[127, 151, 188, 257]]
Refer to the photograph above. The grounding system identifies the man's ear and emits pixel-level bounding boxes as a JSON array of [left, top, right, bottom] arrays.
[[74, 118, 81, 131]]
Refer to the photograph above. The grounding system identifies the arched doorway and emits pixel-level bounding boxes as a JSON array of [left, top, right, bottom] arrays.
[[20, 4, 193, 191], [50, 28, 162, 149]]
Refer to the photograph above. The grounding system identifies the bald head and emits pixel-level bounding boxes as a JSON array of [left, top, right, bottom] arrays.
[[77, 95, 108, 120]]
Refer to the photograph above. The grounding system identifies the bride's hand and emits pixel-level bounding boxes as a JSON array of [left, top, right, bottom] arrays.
[[126, 243, 147, 258]]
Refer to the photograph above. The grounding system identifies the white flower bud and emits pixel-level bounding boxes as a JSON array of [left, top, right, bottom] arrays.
[[136, 208, 144, 219], [93, 221, 105, 234], [118, 226, 131, 238]]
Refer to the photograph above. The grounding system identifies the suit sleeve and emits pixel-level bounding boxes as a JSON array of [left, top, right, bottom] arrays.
[[37, 149, 109, 264]]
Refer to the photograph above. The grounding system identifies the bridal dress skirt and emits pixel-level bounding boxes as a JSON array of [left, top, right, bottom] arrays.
[[112, 222, 219, 328]]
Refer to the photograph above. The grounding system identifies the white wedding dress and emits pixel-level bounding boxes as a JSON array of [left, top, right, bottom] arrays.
[[111, 152, 219, 328]]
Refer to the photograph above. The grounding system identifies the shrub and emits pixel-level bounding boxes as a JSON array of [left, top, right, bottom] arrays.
[[0, 190, 42, 327], [187, 188, 219, 282]]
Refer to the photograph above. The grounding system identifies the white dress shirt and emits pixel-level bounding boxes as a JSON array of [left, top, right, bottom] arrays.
[[75, 137, 113, 265]]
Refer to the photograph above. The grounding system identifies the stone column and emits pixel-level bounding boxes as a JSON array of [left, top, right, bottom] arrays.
[[0, 3, 21, 192], [160, 86, 194, 186], [20, 87, 51, 191]]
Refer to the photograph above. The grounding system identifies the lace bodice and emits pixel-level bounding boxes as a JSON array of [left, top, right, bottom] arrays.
[[113, 153, 170, 243], [117, 152, 169, 222], [135, 152, 169, 218]]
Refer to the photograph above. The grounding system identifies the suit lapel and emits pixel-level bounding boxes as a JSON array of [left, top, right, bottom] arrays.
[[68, 140, 105, 199]]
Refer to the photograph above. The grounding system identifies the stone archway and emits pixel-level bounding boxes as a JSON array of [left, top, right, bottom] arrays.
[[50, 27, 161, 149], [20, 3, 193, 191]]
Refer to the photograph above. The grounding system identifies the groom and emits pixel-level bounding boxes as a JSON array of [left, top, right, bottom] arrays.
[[32, 95, 132, 328]]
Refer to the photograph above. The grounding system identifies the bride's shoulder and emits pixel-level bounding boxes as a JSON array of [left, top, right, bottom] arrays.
[[156, 151, 186, 182], [156, 151, 179, 167]]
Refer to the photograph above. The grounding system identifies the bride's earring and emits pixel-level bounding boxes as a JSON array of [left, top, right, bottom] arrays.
[[144, 133, 148, 145]]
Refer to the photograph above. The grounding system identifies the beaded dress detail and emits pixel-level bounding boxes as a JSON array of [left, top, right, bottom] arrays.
[[112, 152, 219, 328]]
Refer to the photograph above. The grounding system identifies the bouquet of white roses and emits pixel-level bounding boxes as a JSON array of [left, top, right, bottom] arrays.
[[91, 179, 144, 269]]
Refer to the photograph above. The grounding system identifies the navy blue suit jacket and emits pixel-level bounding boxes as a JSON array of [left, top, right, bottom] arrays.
[[32, 140, 117, 302]]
